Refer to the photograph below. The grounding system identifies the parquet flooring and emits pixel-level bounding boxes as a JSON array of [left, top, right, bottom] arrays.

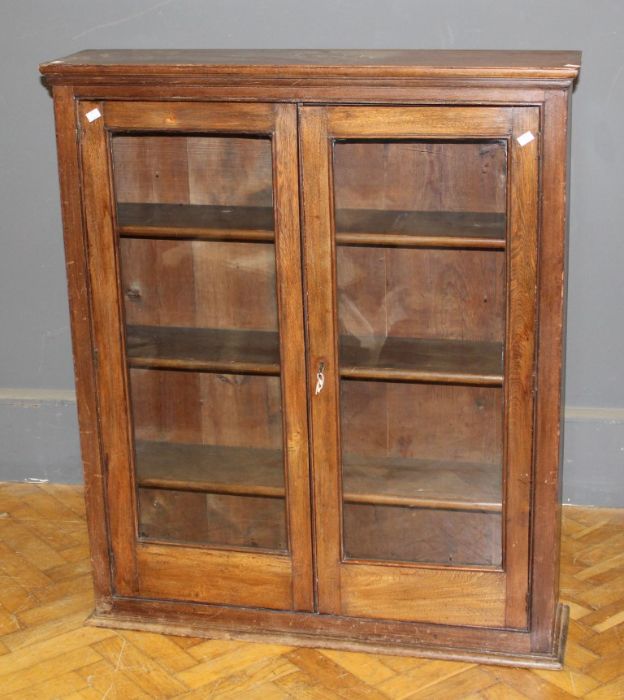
[[0, 482, 622, 699]]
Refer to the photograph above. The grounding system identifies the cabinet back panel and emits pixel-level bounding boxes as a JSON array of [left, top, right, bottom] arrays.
[[192, 242, 278, 330], [333, 141, 506, 213], [138, 488, 287, 551], [337, 247, 505, 342], [129, 369, 282, 450], [344, 504, 501, 567], [112, 136, 191, 203], [112, 135, 273, 206], [120, 239, 198, 327], [129, 368, 203, 445], [340, 380, 503, 464], [120, 239, 278, 331]]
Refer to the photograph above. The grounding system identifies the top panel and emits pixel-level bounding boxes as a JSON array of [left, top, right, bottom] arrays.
[[40, 49, 581, 82]]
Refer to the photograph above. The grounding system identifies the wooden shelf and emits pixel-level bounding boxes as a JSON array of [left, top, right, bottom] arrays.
[[343, 454, 501, 512], [341, 336, 503, 386], [135, 441, 284, 497], [117, 203, 504, 249], [335, 209, 506, 249], [134, 440, 501, 512], [126, 325, 280, 375], [126, 326, 502, 384], [117, 202, 275, 242]]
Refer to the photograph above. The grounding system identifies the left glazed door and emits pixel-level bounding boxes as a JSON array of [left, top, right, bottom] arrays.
[[77, 100, 313, 611]]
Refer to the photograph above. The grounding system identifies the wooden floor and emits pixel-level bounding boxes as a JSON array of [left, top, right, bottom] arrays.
[[0, 482, 622, 699]]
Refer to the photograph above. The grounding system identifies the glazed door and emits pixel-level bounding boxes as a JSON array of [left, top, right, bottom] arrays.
[[78, 101, 313, 611], [301, 105, 539, 628]]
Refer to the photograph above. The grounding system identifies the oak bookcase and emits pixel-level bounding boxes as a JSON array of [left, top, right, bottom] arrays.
[[41, 50, 580, 667]]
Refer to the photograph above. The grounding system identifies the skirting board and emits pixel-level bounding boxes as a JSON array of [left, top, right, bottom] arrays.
[[0, 390, 81, 483], [562, 406, 624, 507]]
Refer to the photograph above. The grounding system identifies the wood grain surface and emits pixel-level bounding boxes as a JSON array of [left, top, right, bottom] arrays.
[[40, 48, 582, 80]]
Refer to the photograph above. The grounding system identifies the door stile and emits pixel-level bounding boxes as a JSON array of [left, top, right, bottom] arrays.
[[299, 107, 343, 614], [504, 106, 540, 628], [78, 100, 139, 596], [273, 103, 314, 610]]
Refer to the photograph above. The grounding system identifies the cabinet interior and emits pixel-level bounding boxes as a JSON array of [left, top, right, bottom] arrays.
[[112, 133, 508, 567]]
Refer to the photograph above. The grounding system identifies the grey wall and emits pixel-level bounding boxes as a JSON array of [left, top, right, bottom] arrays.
[[1, 0, 622, 505]]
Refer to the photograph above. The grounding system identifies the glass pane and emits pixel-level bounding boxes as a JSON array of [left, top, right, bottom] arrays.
[[334, 139, 507, 567], [112, 134, 287, 552], [130, 368, 285, 551], [341, 381, 502, 566], [333, 139, 506, 245]]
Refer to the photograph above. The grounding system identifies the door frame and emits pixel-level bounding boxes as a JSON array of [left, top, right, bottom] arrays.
[[77, 99, 313, 611], [300, 104, 539, 628]]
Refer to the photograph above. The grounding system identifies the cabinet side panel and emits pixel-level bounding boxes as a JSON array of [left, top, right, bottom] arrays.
[[52, 86, 112, 604], [531, 90, 570, 652]]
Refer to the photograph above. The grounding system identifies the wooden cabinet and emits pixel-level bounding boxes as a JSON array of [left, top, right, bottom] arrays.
[[41, 50, 580, 667]]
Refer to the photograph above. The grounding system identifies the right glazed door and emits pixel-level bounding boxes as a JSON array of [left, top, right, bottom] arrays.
[[301, 105, 539, 628]]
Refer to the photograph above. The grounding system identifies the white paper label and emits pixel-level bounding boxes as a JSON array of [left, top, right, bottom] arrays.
[[516, 130, 535, 147], [85, 108, 102, 123]]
